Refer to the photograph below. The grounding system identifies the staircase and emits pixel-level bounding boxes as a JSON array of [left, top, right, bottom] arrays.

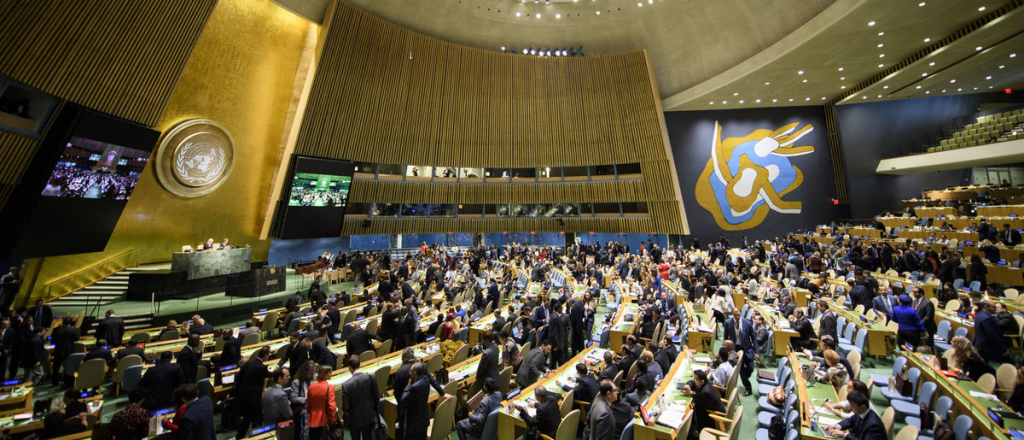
[[50, 266, 163, 331]]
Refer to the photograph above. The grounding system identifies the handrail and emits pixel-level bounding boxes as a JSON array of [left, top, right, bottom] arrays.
[[44, 248, 139, 301]]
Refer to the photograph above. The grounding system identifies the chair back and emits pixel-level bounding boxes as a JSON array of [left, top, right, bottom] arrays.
[[426, 353, 443, 374], [159, 329, 180, 341], [113, 355, 143, 384], [952, 414, 973, 440], [198, 377, 214, 398], [891, 356, 907, 376], [121, 365, 144, 392], [905, 367, 922, 397], [260, 312, 279, 334], [619, 420, 635, 440], [945, 299, 961, 311], [286, 318, 302, 335], [936, 320, 951, 340], [498, 366, 513, 395], [976, 373, 996, 394], [997, 363, 1017, 390], [195, 364, 208, 382], [555, 409, 580, 440], [64, 352, 87, 378], [917, 381, 937, 407], [374, 365, 389, 397], [129, 332, 151, 344], [76, 358, 107, 390], [894, 425, 918, 440], [453, 345, 470, 365], [847, 350, 862, 380], [837, 384, 848, 401], [365, 318, 379, 335], [559, 389, 575, 417], [375, 339, 393, 358], [881, 407, 895, 439], [854, 328, 868, 352], [359, 350, 375, 364], [952, 327, 968, 339], [934, 396, 953, 421], [480, 409, 501, 440], [241, 333, 260, 347], [429, 397, 456, 440], [625, 360, 640, 387]]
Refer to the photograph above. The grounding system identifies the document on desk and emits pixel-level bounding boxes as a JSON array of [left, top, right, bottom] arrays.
[[969, 390, 1000, 401], [656, 405, 687, 430]]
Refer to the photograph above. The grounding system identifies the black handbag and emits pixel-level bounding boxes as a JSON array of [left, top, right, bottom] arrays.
[[323, 388, 344, 440]]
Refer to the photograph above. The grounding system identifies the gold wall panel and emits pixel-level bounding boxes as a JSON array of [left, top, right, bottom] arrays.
[[291, 1, 685, 235], [20, 0, 311, 304]]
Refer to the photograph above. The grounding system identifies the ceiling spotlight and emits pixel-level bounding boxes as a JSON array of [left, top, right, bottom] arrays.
[[957, 88, 962, 91], [878, 64, 884, 68], [710, 101, 715, 105], [530, 49, 536, 55], [501, 46, 506, 51], [523, 49, 528, 54], [723, 100, 728, 104], [877, 94, 882, 98], [772, 99, 778, 103], [756, 99, 761, 103], [919, 2, 926, 6], [868, 21, 876, 26], [536, 13, 541, 18], [841, 86, 846, 89], [942, 89, 946, 93], [515, 11, 521, 17], [546, 50, 552, 56], [765, 82, 770, 85], [840, 77, 845, 80], [924, 38, 931, 43], [739, 100, 744, 104], [798, 70, 804, 75], [733, 92, 739, 96], [821, 97, 826, 100], [950, 79, 956, 83], [863, 96, 867, 99], [649, 0, 653, 3], [805, 97, 811, 101], [878, 43, 884, 48], [974, 87, 979, 90], [976, 46, 983, 51], [638, 2, 642, 6], [978, 6, 986, 11], [838, 67, 844, 71], [929, 62, 935, 66], [916, 85, 922, 89], [986, 75, 992, 80], [789, 98, 794, 102], [878, 31, 885, 36], [883, 85, 889, 89], [925, 91, 930, 94], [596, 10, 600, 14], [922, 73, 928, 77], [1011, 53, 1017, 58], [802, 79, 808, 83], [879, 54, 885, 58], [556, 13, 561, 18], [1000, 65, 1005, 69]]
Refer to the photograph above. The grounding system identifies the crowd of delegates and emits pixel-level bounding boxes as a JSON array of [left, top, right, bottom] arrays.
[[41, 163, 138, 200], [288, 188, 348, 207], [18, 233, 1024, 440]]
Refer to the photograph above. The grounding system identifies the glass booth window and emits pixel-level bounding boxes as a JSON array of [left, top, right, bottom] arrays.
[[371, 203, 400, 217]]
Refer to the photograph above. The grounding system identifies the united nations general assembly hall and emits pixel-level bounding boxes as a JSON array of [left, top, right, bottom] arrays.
[[1, 1, 1024, 440]]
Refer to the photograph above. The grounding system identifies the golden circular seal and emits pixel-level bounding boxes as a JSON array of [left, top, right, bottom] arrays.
[[155, 119, 236, 197]]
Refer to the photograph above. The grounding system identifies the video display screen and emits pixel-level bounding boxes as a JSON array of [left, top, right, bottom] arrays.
[[40, 137, 149, 200], [288, 173, 351, 207]]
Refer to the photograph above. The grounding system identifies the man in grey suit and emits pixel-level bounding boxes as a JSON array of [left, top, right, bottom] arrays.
[[476, 331, 500, 386], [342, 355, 382, 440], [262, 368, 292, 425], [455, 378, 502, 440], [516, 340, 551, 389], [584, 380, 617, 440], [817, 300, 838, 343]]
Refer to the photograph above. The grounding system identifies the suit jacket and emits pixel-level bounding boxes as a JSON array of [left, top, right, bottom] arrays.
[[51, 325, 80, 357], [30, 306, 53, 329], [913, 297, 937, 333], [399, 376, 431, 440], [849, 285, 873, 312], [691, 380, 726, 434], [95, 317, 125, 347], [819, 311, 839, 343], [584, 397, 615, 440], [792, 316, 817, 345], [653, 349, 671, 374], [218, 337, 242, 368], [477, 343, 500, 385], [310, 341, 336, 367], [189, 324, 214, 336], [520, 398, 560, 439], [872, 296, 896, 317], [394, 313, 418, 349], [262, 385, 292, 425], [837, 409, 887, 440], [346, 329, 377, 357], [464, 391, 503, 437], [84, 346, 112, 363], [573, 375, 600, 404], [117, 345, 145, 361], [177, 345, 199, 383], [599, 364, 619, 381], [516, 347, 547, 388], [1002, 229, 1023, 246], [280, 342, 309, 372], [0, 326, 15, 353], [285, 294, 303, 312], [974, 310, 1007, 360], [342, 370, 381, 428], [779, 302, 796, 319], [23, 335, 45, 367], [141, 362, 186, 410], [179, 396, 216, 440]]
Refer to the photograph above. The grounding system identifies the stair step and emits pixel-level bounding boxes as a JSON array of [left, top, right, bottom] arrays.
[[74, 288, 125, 294], [67, 291, 123, 297], [50, 300, 117, 307], [95, 280, 129, 286]]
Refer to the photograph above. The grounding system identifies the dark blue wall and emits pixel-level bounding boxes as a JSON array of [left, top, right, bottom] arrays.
[[482, 232, 564, 247], [834, 93, 1023, 219], [665, 106, 841, 245], [402, 234, 472, 248]]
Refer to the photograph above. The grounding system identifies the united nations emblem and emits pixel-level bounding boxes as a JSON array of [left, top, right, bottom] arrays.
[[155, 120, 236, 197], [695, 121, 815, 230]]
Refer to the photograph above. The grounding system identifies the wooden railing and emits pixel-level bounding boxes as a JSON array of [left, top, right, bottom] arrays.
[[44, 248, 139, 300]]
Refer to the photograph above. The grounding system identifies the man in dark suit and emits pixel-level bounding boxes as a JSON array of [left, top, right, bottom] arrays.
[[476, 331, 500, 386], [278, 332, 309, 372], [399, 363, 432, 440], [516, 340, 551, 388], [179, 383, 216, 440], [305, 336, 337, 368], [233, 346, 272, 440], [817, 300, 839, 343], [394, 307, 418, 350], [188, 316, 213, 335], [487, 279, 500, 311], [911, 287, 937, 347], [216, 333, 242, 368], [346, 327, 378, 358], [569, 299, 586, 355], [342, 355, 382, 440], [567, 363, 599, 408], [29, 300, 53, 330], [728, 309, 758, 396], [456, 377, 503, 440], [84, 339, 113, 363], [141, 351, 186, 410], [176, 335, 201, 383], [0, 318, 15, 382], [584, 381, 617, 440], [491, 309, 506, 333], [685, 370, 725, 437], [599, 351, 619, 381], [825, 391, 886, 440], [975, 300, 1010, 363], [309, 285, 328, 310], [518, 387, 560, 439], [285, 291, 304, 313], [777, 295, 796, 318], [22, 326, 46, 384], [116, 340, 146, 361], [50, 319, 79, 386], [262, 367, 292, 426], [789, 308, 817, 350], [848, 284, 873, 313], [1001, 224, 1022, 247], [94, 310, 124, 347]]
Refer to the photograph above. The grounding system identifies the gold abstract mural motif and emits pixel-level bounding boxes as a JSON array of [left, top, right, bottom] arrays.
[[695, 121, 814, 230], [155, 119, 236, 198]]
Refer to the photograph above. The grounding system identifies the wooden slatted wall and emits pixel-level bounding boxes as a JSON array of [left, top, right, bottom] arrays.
[[0, 0, 217, 127], [299, 1, 684, 234]]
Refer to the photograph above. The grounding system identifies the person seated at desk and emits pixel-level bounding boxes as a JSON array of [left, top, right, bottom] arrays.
[[562, 363, 599, 410], [188, 315, 213, 335], [788, 308, 817, 350], [825, 391, 886, 440], [219, 238, 232, 250], [107, 388, 151, 440], [950, 335, 996, 381], [116, 340, 145, 362], [84, 339, 113, 363], [683, 369, 725, 437], [44, 389, 90, 439], [1009, 366, 1024, 413], [200, 238, 215, 251], [995, 302, 1020, 336], [610, 381, 642, 439], [712, 346, 733, 387], [815, 349, 850, 389], [515, 386, 560, 440], [158, 320, 179, 340], [824, 380, 875, 418], [777, 294, 796, 318]]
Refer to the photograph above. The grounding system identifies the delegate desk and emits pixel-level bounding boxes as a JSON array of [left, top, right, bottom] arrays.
[[748, 302, 799, 356], [915, 207, 959, 218], [907, 351, 1024, 440], [897, 229, 978, 242], [684, 302, 716, 354], [824, 298, 895, 357], [610, 303, 639, 353], [978, 204, 1024, 217], [903, 198, 946, 208], [946, 217, 1024, 230], [875, 217, 917, 229], [497, 345, 608, 440], [468, 302, 520, 347], [815, 226, 882, 239], [632, 350, 715, 440], [172, 247, 252, 280], [934, 309, 975, 340], [964, 244, 1023, 264], [383, 352, 484, 439], [967, 263, 1024, 286], [791, 351, 841, 440]]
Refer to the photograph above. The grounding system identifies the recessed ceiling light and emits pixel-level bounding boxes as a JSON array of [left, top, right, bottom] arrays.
[[979, 6, 986, 11], [925, 91, 930, 94], [929, 62, 935, 66], [974, 87, 979, 90], [536, 13, 541, 18], [868, 21, 876, 26], [501, 46, 506, 51], [919, 2, 926, 6], [773, 99, 778, 102], [1011, 53, 1017, 58], [637, 2, 642, 6], [821, 97, 826, 100], [883, 85, 889, 89], [840, 77, 846, 80], [798, 70, 804, 75], [596, 10, 600, 14], [916, 85, 922, 89], [878, 64, 884, 68], [556, 13, 561, 18], [739, 100, 744, 104], [710, 101, 714, 105], [765, 82, 770, 85], [755, 99, 761, 103], [989, 86, 993, 89], [877, 94, 882, 98], [878, 31, 885, 36], [879, 54, 885, 58], [863, 96, 867, 99], [841, 86, 846, 89], [924, 38, 931, 43], [922, 73, 928, 77], [976, 46, 983, 51], [806, 97, 811, 101], [838, 67, 844, 71], [986, 76, 992, 80], [802, 79, 808, 83], [789, 98, 794, 102], [957, 88, 962, 91], [950, 79, 956, 83], [516, 11, 522, 17], [723, 100, 727, 104], [523, 49, 528, 54], [878, 43, 884, 48], [733, 92, 739, 96], [1000, 65, 1005, 69], [649, 0, 653, 4], [942, 89, 946, 93]]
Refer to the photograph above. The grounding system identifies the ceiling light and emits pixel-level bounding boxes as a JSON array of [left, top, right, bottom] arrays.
[[883, 85, 889, 89], [1011, 53, 1017, 58], [798, 70, 804, 75], [789, 98, 794, 102], [536, 13, 541, 18], [733, 92, 739, 96], [878, 43, 884, 48], [556, 13, 561, 18], [765, 82, 770, 85], [723, 100, 728, 104], [976, 46, 983, 51], [878, 31, 885, 36], [868, 21, 876, 26], [986, 76, 992, 80], [805, 97, 811, 101], [531, 49, 536, 55], [501, 46, 506, 51], [942, 89, 946, 93], [916, 85, 922, 89], [710, 101, 715, 105], [841, 86, 846, 89], [924, 38, 931, 43], [596, 10, 600, 14], [840, 77, 846, 80], [863, 96, 867, 99], [649, 0, 654, 3], [638, 2, 642, 6], [838, 67, 844, 71], [879, 54, 885, 58], [999, 65, 1005, 69], [802, 79, 808, 83], [755, 99, 761, 103], [989, 86, 993, 89], [919, 2, 926, 6], [739, 100, 744, 104], [922, 73, 928, 77], [877, 94, 882, 98], [978, 6, 986, 11], [878, 64, 884, 68], [772, 99, 778, 103], [950, 79, 956, 83], [974, 87, 978, 90], [929, 62, 935, 66], [957, 88, 962, 91], [523, 49, 528, 54], [821, 97, 826, 100], [516, 11, 522, 17], [925, 91, 930, 94]]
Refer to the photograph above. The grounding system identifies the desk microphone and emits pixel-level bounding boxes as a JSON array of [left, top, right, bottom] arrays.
[[810, 398, 831, 429]]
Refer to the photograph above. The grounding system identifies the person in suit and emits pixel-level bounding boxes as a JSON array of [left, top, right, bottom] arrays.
[[157, 320, 180, 340], [263, 367, 293, 426], [309, 285, 328, 310], [789, 308, 818, 350], [50, 319, 79, 386], [346, 328, 378, 358], [394, 307, 418, 350], [491, 309, 507, 333], [178, 383, 216, 440], [1001, 223, 1022, 247], [568, 363, 599, 409], [584, 380, 617, 440], [476, 331, 500, 386], [141, 351, 186, 410], [95, 310, 125, 347], [217, 332, 242, 368], [487, 279, 501, 311], [974, 300, 1011, 363], [599, 351, 619, 381], [817, 300, 839, 343], [235, 346, 273, 439], [777, 295, 796, 318], [727, 309, 758, 396], [848, 284, 873, 314], [516, 340, 551, 389], [342, 355, 382, 440], [285, 291, 304, 313], [455, 377, 502, 440], [0, 267, 20, 313], [29, 300, 53, 330], [305, 335, 337, 368], [176, 335, 201, 383], [279, 332, 310, 372], [188, 316, 213, 336], [399, 363, 432, 440], [569, 299, 586, 355], [825, 391, 887, 440], [685, 370, 725, 437], [22, 326, 45, 384], [909, 287, 937, 347], [518, 386, 560, 439], [0, 318, 14, 383], [871, 294, 897, 322], [84, 339, 113, 363]]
